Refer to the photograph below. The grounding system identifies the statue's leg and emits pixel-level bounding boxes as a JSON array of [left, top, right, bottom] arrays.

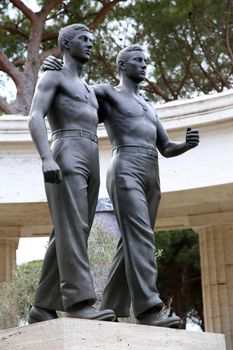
[[35, 137, 99, 311], [100, 237, 131, 317], [34, 229, 63, 311], [101, 152, 163, 318]]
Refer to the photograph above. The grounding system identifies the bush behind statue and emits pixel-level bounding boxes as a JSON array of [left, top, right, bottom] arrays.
[[0, 260, 42, 329], [0, 224, 118, 329]]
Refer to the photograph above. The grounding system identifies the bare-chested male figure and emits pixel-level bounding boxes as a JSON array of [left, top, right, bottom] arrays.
[[28, 24, 115, 323], [94, 45, 199, 327], [45, 44, 199, 327]]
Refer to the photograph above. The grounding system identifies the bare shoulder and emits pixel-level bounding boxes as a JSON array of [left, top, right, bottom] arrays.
[[93, 83, 113, 98], [36, 70, 62, 91]]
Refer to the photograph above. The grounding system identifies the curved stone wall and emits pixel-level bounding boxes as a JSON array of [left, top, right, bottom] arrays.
[[0, 89, 232, 233]]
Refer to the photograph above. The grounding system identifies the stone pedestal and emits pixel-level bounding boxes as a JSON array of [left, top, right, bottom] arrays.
[[0, 318, 226, 350], [198, 224, 233, 350], [0, 238, 18, 283]]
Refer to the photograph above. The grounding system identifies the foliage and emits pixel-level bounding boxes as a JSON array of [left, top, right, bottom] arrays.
[[0, 224, 117, 329], [88, 224, 118, 302], [95, 0, 233, 102], [0, 260, 42, 329], [0, 0, 125, 114], [0, 0, 232, 114], [0, 225, 202, 331], [156, 229, 203, 330]]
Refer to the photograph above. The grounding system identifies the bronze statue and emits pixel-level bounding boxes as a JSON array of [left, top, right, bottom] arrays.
[[43, 44, 199, 327], [28, 23, 116, 323], [95, 45, 199, 327]]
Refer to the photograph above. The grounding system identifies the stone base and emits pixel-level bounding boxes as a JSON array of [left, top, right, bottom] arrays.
[[0, 318, 226, 350]]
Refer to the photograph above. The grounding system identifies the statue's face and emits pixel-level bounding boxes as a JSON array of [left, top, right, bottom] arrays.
[[68, 30, 93, 63], [123, 51, 147, 83]]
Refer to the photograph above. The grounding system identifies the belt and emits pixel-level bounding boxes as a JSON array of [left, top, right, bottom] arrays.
[[51, 129, 98, 143], [112, 145, 158, 158]]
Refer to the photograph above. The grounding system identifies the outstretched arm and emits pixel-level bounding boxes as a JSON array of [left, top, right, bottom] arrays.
[[156, 117, 199, 158], [28, 71, 62, 184]]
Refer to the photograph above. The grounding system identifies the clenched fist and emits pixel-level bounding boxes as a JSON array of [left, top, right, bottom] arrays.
[[186, 127, 199, 149]]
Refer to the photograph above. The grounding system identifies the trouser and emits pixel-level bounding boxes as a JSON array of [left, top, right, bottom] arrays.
[[34, 129, 100, 311], [100, 146, 163, 318]]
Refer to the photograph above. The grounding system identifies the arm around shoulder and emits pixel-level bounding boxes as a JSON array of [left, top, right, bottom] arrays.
[[93, 84, 112, 123], [93, 83, 110, 100]]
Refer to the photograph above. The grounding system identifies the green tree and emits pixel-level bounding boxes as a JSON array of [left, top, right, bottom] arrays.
[[0, 225, 117, 329], [0, 0, 232, 114], [88, 224, 118, 303], [0, 260, 42, 329], [95, 0, 233, 102], [156, 229, 203, 330], [0, 0, 124, 114]]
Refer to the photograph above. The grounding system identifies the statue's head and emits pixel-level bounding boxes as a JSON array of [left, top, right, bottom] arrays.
[[116, 45, 147, 82], [58, 23, 93, 62]]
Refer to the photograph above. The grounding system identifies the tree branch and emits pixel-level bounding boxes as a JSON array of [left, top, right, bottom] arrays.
[[9, 0, 36, 22], [145, 78, 170, 102], [225, 0, 233, 64], [0, 50, 22, 88], [13, 58, 26, 67], [108, 31, 126, 50], [39, 0, 63, 20], [0, 95, 15, 114], [192, 22, 231, 88], [196, 61, 222, 92], [176, 57, 192, 96], [157, 61, 177, 98], [189, 72, 207, 93], [0, 25, 28, 39], [39, 47, 61, 62], [41, 32, 58, 43], [92, 49, 119, 84], [89, 0, 123, 29]]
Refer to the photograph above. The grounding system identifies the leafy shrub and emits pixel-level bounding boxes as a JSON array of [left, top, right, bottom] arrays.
[[0, 225, 118, 329]]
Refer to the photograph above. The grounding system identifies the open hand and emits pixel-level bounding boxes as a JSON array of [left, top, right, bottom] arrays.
[[186, 127, 199, 149], [42, 55, 63, 72], [42, 158, 62, 184]]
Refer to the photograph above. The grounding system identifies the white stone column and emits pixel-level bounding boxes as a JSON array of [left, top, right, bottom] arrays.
[[198, 224, 233, 350], [0, 238, 19, 283]]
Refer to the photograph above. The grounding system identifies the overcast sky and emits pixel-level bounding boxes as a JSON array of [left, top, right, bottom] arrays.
[[17, 237, 48, 265]]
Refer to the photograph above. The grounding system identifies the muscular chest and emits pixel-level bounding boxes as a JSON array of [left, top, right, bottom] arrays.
[[58, 78, 98, 109], [112, 94, 157, 126]]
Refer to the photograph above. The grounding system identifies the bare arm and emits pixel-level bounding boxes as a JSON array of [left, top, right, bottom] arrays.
[[28, 71, 62, 183], [93, 84, 110, 123], [93, 84, 108, 99], [156, 117, 199, 158]]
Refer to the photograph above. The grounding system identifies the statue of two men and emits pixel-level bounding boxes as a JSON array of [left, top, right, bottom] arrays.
[[28, 23, 199, 327]]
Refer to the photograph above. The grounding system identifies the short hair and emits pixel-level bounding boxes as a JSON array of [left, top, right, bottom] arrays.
[[58, 23, 90, 53], [116, 45, 144, 74]]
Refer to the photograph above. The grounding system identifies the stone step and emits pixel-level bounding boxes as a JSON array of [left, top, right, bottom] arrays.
[[0, 318, 226, 350]]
